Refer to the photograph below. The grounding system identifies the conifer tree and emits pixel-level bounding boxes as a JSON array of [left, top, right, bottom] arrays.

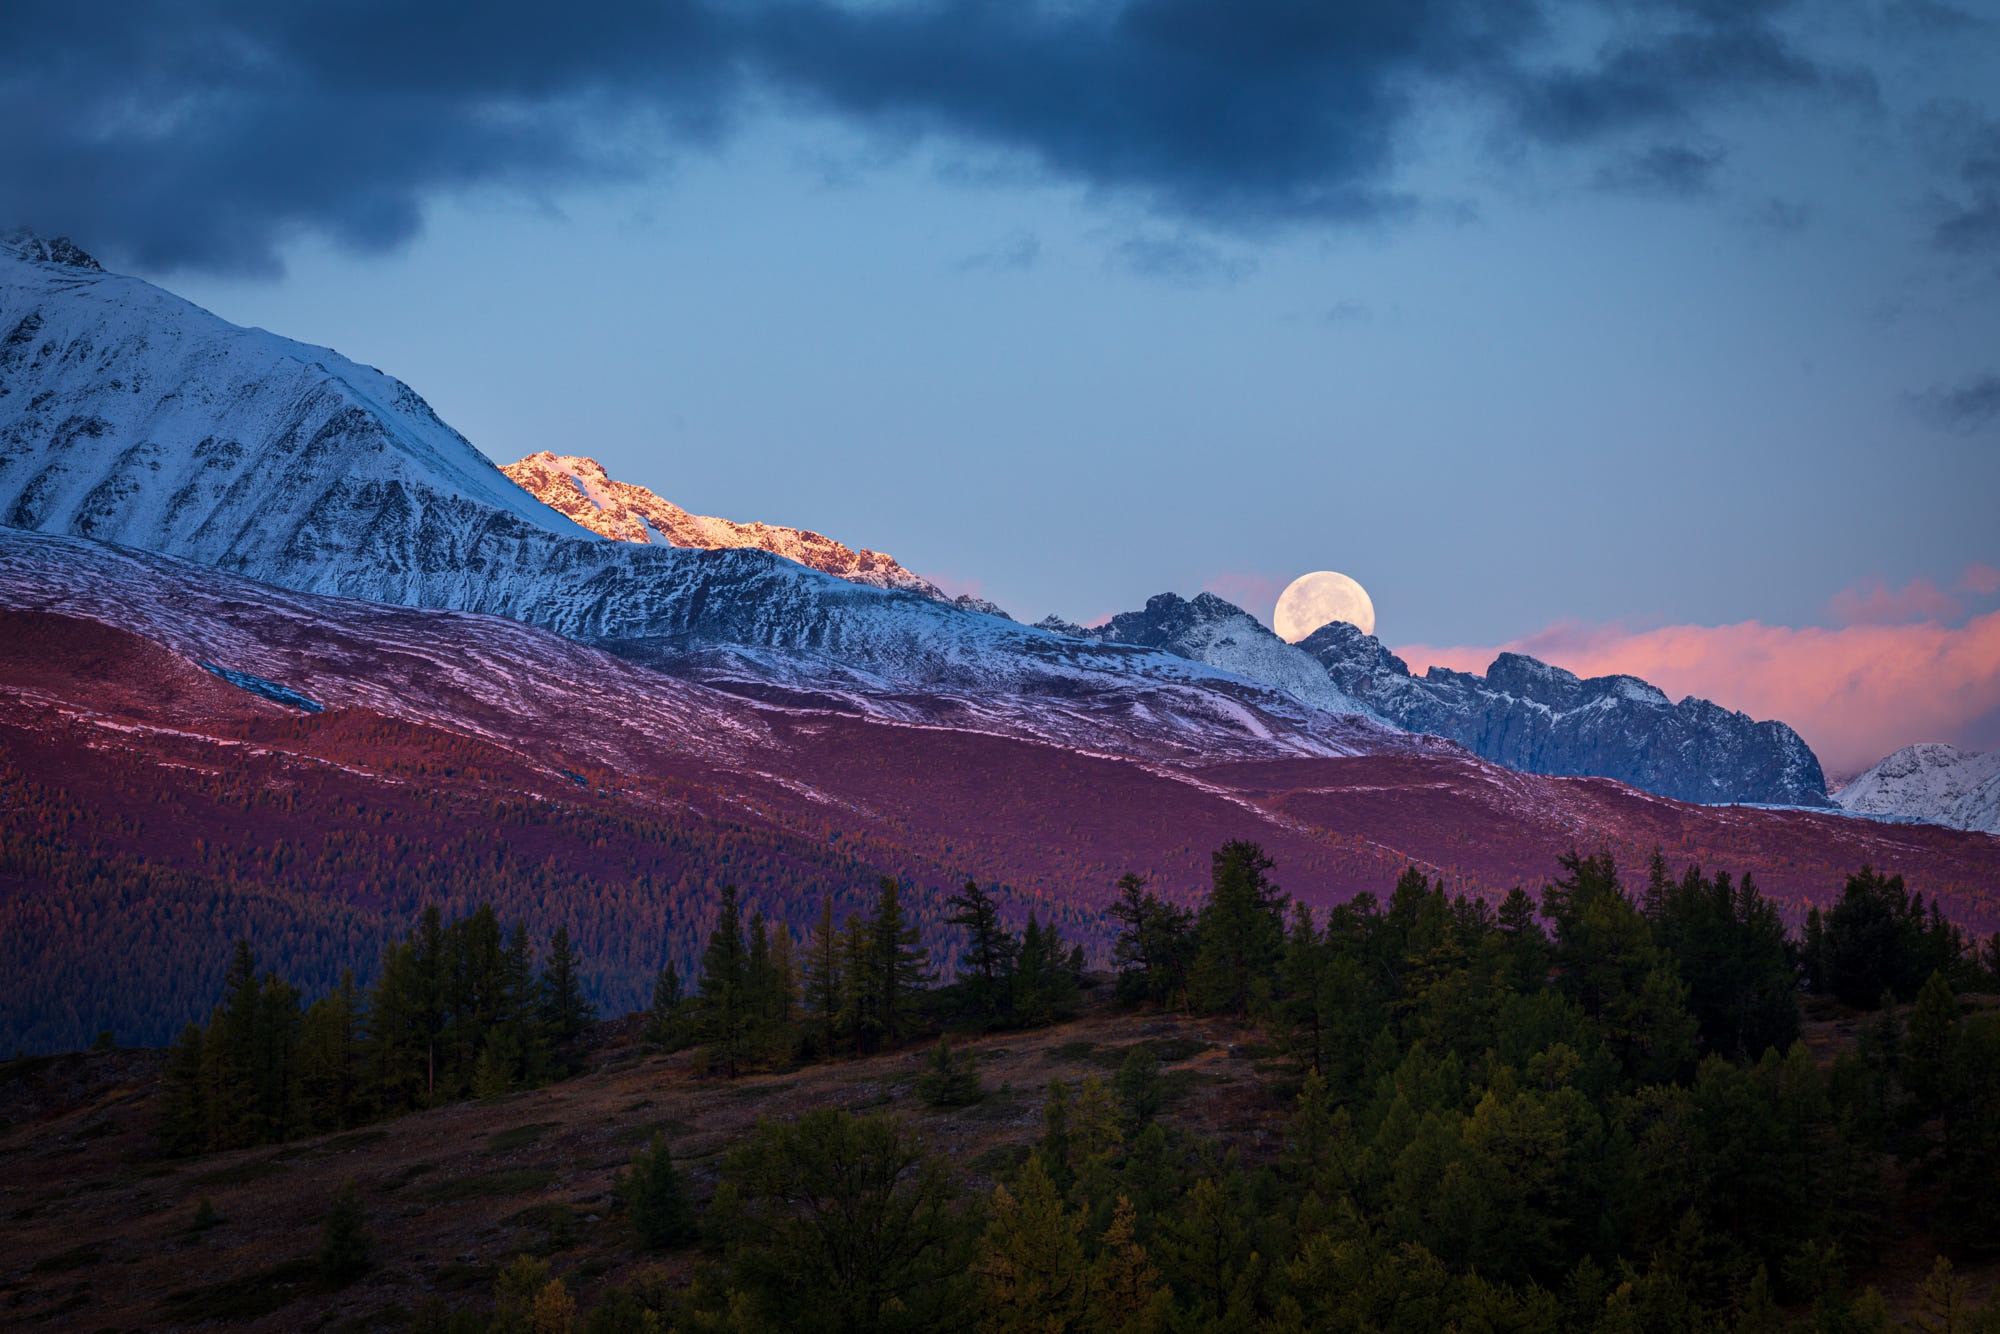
[[297, 969, 361, 1134], [158, 1023, 207, 1156], [802, 896, 845, 1059], [947, 879, 1017, 1027], [1193, 841, 1287, 1015], [699, 884, 751, 1077], [976, 1154, 1090, 1332], [539, 924, 595, 1043], [872, 877, 930, 1048], [916, 1037, 984, 1107], [643, 961, 690, 1050], [318, 1178, 373, 1285], [841, 908, 880, 1056], [621, 1136, 698, 1250]]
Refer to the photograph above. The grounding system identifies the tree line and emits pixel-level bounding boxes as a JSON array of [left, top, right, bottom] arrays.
[[158, 905, 596, 1153], [386, 844, 2000, 1334]]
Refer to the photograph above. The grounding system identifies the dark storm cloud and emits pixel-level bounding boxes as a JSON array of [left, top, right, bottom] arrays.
[[1594, 141, 1726, 196], [1908, 373, 2000, 433], [1918, 106, 2000, 256], [0, 0, 1857, 272]]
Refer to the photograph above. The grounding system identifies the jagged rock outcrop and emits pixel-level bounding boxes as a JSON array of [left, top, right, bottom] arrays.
[[1084, 593, 1371, 717], [502, 451, 977, 605], [1295, 620, 1830, 806], [1835, 744, 2000, 835]]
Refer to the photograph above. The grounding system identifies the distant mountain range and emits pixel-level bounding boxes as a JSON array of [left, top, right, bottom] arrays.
[[1051, 593, 1829, 807], [1836, 744, 2000, 835], [0, 228, 1993, 1053]]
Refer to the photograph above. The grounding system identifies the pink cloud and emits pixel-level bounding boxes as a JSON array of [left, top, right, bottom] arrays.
[[1397, 610, 2000, 778], [1959, 562, 2000, 597], [1826, 575, 1963, 626]]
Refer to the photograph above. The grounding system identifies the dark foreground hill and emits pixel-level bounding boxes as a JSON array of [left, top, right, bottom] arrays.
[[2, 990, 1997, 1333]]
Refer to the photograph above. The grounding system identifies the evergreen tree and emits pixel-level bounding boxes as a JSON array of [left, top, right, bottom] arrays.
[[297, 970, 362, 1134], [318, 1178, 374, 1285], [539, 924, 595, 1043], [947, 879, 1017, 1027], [916, 1037, 985, 1107], [1012, 915, 1082, 1027], [642, 960, 691, 1050], [841, 908, 881, 1056], [802, 896, 845, 1059], [158, 1022, 207, 1156], [1193, 841, 1287, 1015], [871, 878, 930, 1048], [698, 884, 752, 1077], [620, 1136, 698, 1250]]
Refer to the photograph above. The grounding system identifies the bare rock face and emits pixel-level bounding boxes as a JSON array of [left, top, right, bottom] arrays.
[[1835, 744, 2000, 834], [1296, 621, 1831, 807], [501, 451, 963, 603]]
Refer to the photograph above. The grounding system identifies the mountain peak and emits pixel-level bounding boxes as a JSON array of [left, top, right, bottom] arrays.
[[501, 452, 985, 608], [1, 229, 102, 271]]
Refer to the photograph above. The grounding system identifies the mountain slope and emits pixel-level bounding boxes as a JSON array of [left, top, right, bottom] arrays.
[[0, 235, 1389, 762], [502, 450, 966, 604], [1296, 620, 1829, 806], [1835, 744, 2000, 835], [9, 522, 1999, 1055]]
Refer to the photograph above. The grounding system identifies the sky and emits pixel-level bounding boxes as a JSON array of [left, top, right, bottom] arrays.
[[6, 0, 1999, 773]]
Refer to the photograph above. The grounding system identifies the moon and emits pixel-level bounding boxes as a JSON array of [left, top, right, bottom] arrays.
[[1273, 571, 1375, 642]]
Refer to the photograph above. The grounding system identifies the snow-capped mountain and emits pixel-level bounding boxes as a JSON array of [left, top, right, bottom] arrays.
[[1057, 592, 1823, 806], [1835, 744, 2000, 835], [0, 234, 1390, 763], [1067, 592, 1374, 719], [502, 451, 1007, 615], [1295, 620, 1830, 807]]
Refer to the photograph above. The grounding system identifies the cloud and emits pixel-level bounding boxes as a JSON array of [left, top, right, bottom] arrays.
[[1826, 575, 1963, 626], [1908, 371, 2000, 432], [1593, 141, 1726, 196], [1916, 102, 2000, 256], [1111, 234, 1254, 284], [0, 0, 1863, 273], [1398, 604, 2000, 777], [956, 229, 1042, 272], [1958, 562, 2000, 596]]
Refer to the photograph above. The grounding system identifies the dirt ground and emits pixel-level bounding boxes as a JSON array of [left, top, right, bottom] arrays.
[[0, 991, 1275, 1331]]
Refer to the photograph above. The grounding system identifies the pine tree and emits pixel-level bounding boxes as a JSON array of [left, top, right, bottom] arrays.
[[841, 908, 880, 1056], [699, 884, 751, 1077], [916, 1037, 985, 1107], [620, 1136, 698, 1249], [803, 896, 845, 1060], [539, 924, 595, 1043], [318, 1178, 373, 1284], [297, 970, 361, 1134], [643, 960, 690, 1050], [871, 877, 929, 1048], [976, 1154, 1090, 1332], [1193, 841, 1287, 1015], [158, 1022, 207, 1156], [947, 879, 1017, 1028]]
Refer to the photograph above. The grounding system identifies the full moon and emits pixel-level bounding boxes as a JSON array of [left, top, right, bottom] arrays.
[[1273, 571, 1375, 642]]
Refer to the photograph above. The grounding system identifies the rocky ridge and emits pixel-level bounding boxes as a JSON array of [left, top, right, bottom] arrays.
[[501, 451, 1008, 617], [1070, 592, 1828, 807], [1835, 744, 2000, 835]]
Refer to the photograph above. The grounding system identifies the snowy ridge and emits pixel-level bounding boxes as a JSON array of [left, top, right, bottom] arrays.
[[503, 452, 951, 601], [1294, 623, 1828, 807], [0, 235, 1403, 759], [1081, 592, 1378, 720], [1835, 744, 2000, 835]]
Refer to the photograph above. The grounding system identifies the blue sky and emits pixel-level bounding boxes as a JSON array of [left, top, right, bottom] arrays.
[[10, 0, 1999, 655]]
